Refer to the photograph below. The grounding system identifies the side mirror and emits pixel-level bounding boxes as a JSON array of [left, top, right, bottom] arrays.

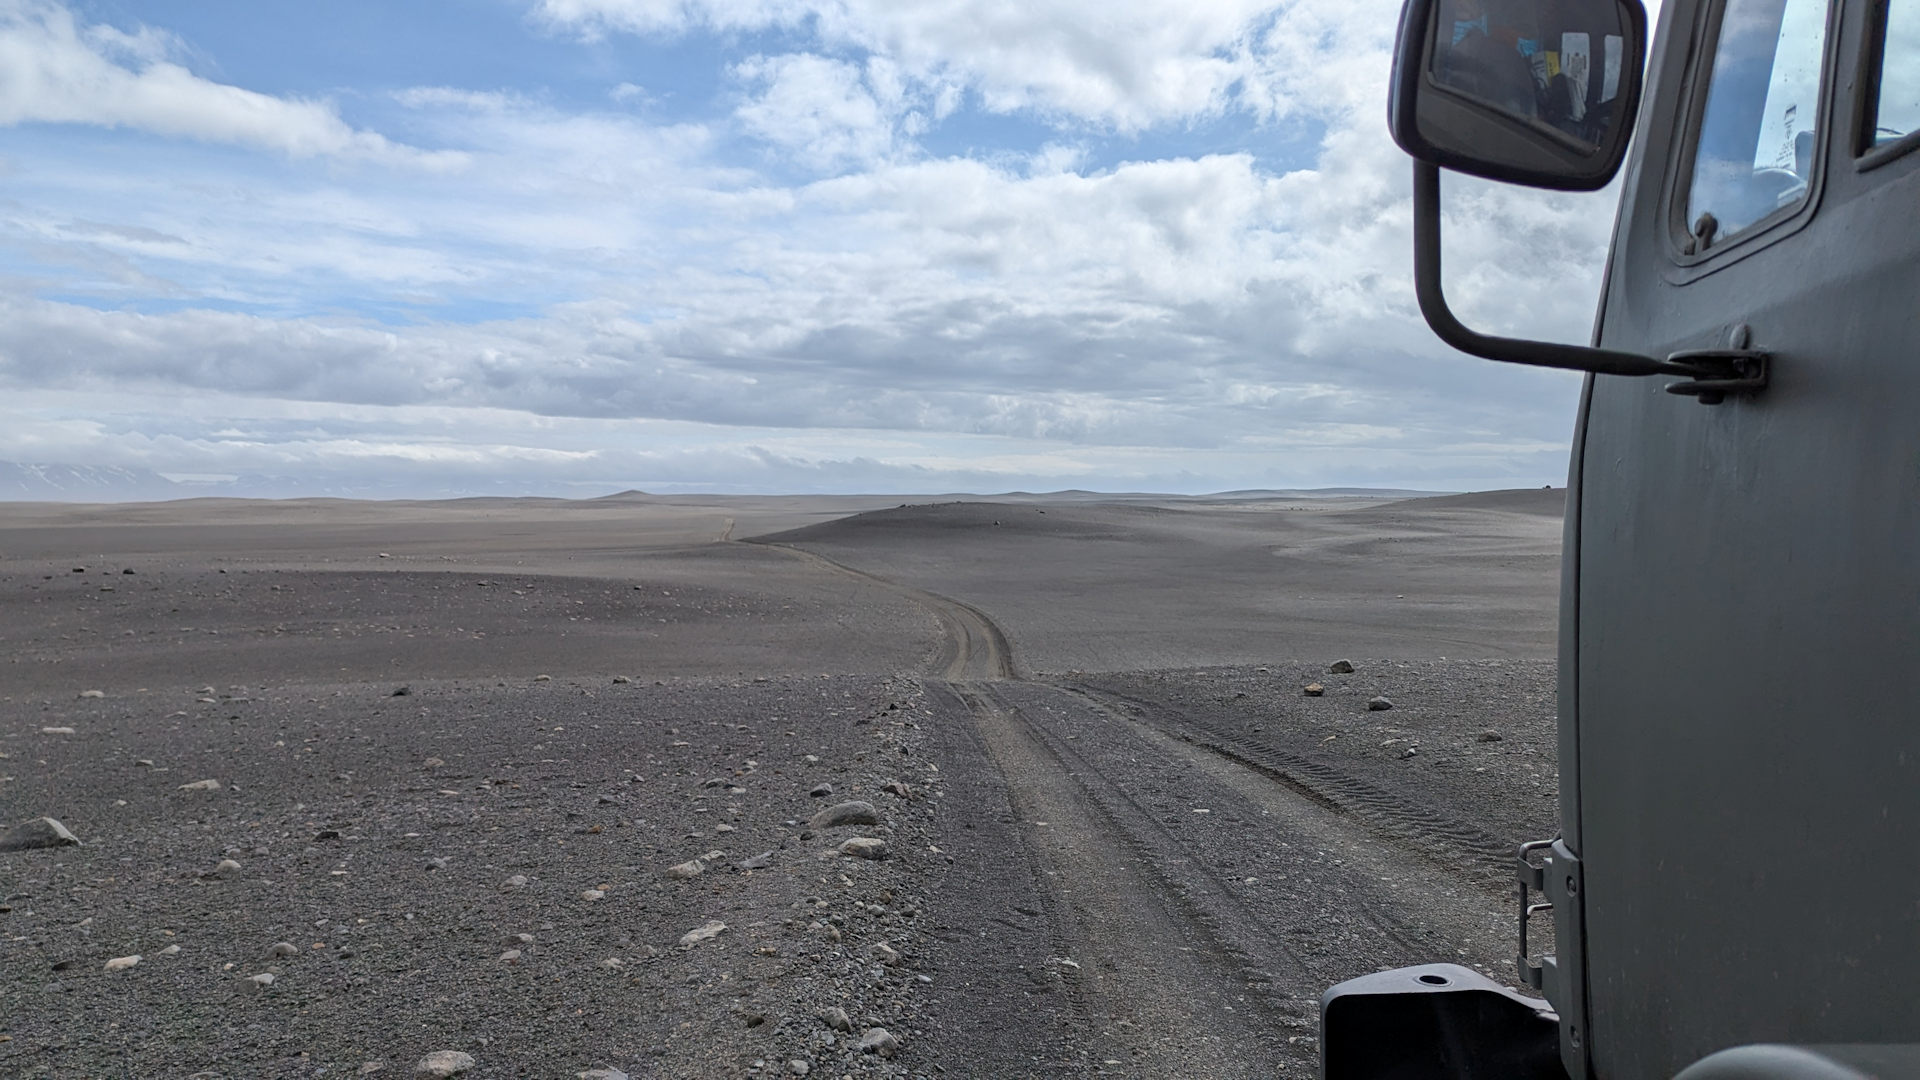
[[1390, 0, 1648, 191], [1386, 0, 1768, 399]]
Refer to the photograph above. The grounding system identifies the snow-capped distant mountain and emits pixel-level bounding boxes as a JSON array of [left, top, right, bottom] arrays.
[[0, 462, 186, 501]]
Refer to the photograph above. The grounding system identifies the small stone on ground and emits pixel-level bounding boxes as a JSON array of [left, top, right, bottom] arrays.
[[679, 920, 727, 946], [414, 1050, 476, 1077], [838, 837, 888, 860], [808, 800, 880, 830], [0, 817, 80, 852]]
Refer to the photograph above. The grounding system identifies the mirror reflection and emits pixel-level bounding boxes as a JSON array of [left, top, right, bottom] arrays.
[[1430, 0, 1631, 150]]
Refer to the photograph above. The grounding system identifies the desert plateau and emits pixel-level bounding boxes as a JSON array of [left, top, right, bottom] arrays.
[[0, 488, 1565, 1079]]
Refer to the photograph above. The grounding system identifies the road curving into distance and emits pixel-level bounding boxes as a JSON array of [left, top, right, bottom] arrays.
[[757, 537, 1530, 1078]]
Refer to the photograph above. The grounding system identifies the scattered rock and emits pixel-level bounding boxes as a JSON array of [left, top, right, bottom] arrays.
[[679, 920, 727, 946], [872, 942, 900, 965], [245, 972, 276, 992], [578, 1070, 631, 1080], [268, 942, 299, 958], [808, 783, 833, 798], [104, 955, 141, 971], [883, 780, 911, 798], [1367, 697, 1393, 711], [789, 1061, 810, 1076], [178, 779, 223, 792], [809, 801, 881, 830], [1329, 659, 1355, 674], [422, 757, 445, 768], [391, 686, 412, 697], [838, 837, 888, 860], [664, 859, 704, 880], [818, 1006, 852, 1032], [425, 857, 451, 871], [859, 1028, 901, 1057], [735, 851, 774, 872], [1303, 683, 1325, 697], [360, 1064, 385, 1076], [0, 817, 80, 852], [503, 874, 529, 889], [580, 889, 606, 902], [39, 726, 76, 735], [1478, 730, 1504, 743], [78, 690, 105, 699], [211, 859, 242, 876], [534, 675, 551, 682], [414, 1051, 476, 1077], [157, 945, 181, 956], [135, 759, 154, 767], [498, 949, 522, 963], [612, 676, 632, 684]]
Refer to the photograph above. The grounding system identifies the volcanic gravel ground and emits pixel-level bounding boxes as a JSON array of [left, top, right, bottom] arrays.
[[0, 553, 933, 695], [1068, 660, 1560, 877], [1, 493, 1570, 1079], [1, 675, 974, 1078]]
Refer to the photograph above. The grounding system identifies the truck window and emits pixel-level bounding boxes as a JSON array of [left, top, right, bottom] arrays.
[[1873, 2, 1920, 146], [1682, 0, 1830, 251]]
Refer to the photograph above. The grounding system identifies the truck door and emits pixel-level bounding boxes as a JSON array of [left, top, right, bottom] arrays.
[[1572, 0, 1920, 1073]]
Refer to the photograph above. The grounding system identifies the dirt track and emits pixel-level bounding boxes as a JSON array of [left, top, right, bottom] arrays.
[[754, 529, 1554, 1077]]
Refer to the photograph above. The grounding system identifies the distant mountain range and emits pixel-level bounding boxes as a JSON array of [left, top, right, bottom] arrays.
[[0, 462, 187, 501], [0, 462, 595, 502], [0, 461, 1456, 504]]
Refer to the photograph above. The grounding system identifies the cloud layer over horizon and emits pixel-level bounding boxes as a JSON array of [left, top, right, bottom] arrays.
[[0, 0, 1619, 497]]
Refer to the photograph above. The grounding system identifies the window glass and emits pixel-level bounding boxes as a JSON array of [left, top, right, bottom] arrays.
[[1684, 0, 1829, 250], [1874, 2, 1920, 145]]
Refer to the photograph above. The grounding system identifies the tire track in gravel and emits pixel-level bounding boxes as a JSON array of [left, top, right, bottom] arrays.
[[755, 539, 1524, 1074], [1048, 683, 1519, 891], [755, 544, 1014, 681], [944, 680, 1307, 1077]]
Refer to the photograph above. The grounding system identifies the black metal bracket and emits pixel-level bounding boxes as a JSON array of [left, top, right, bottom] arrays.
[[1413, 161, 1771, 406], [1663, 326, 1770, 404], [1517, 838, 1555, 989]]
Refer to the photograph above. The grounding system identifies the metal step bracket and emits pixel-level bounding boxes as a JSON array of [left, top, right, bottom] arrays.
[[1517, 838, 1556, 990]]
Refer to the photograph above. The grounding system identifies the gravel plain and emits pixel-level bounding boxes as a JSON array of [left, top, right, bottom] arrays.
[[1, 490, 1566, 1078]]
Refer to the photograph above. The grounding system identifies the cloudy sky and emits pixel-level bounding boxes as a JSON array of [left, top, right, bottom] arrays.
[[0, 0, 1625, 496]]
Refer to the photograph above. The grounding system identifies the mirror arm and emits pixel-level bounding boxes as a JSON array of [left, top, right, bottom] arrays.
[[1413, 160, 1682, 378]]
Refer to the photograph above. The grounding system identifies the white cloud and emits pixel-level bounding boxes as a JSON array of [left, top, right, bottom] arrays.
[[536, 0, 1281, 130], [732, 53, 896, 170], [0, 0, 463, 166]]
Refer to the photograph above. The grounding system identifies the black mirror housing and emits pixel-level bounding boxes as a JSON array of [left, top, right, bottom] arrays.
[[1389, 0, 1648, 191]]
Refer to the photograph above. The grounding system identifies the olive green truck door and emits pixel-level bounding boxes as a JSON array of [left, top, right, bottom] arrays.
[[1571, 0, 1920, 1074]]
